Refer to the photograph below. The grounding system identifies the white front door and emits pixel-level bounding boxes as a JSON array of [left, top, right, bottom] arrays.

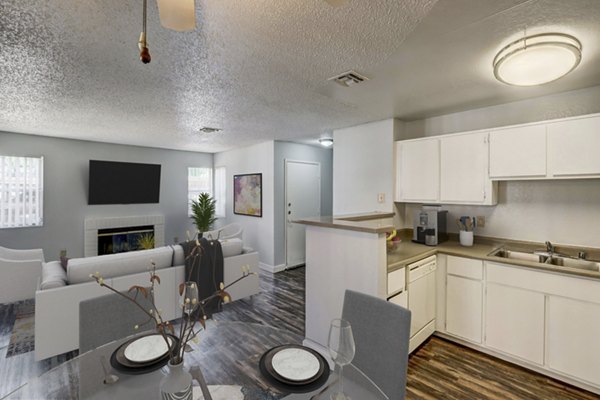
[[285, 160, 321, 268]]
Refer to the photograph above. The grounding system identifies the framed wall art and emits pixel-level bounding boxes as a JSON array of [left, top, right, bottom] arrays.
[[233, 173, 262, 217]]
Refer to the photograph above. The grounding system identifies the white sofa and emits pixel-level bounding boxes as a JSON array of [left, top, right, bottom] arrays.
[[0, 246, 44, 303], [34, 241, 259, 360]]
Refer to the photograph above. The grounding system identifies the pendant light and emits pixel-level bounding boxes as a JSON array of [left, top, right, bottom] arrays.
[[493, 33, 582, 86]]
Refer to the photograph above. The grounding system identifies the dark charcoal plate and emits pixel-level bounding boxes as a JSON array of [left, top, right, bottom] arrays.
[[110, 334, 179, 375], [259, 345, 330, 393]]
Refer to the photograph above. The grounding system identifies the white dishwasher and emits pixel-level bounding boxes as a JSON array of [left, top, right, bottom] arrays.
[[407, 255, 437, 353]]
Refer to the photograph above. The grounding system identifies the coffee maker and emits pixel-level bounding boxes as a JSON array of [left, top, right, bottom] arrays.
[[413, 206, 448, 246]]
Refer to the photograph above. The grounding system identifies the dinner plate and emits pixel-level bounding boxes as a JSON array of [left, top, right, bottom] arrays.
[[271, 347, 321, 382], [259, 345, 329, 393], [110, 334, 178, 375], [124, 334, 173, 363]]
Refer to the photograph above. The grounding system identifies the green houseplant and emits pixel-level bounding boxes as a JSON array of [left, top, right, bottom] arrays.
[[190, 192, 217, 237]]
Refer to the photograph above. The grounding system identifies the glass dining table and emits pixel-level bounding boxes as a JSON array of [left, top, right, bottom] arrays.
[[3, 321, 388, 400]]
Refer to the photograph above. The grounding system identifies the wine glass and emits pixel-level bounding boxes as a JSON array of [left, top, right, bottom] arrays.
[[181, 281, 199, 316], [328, 319, 356, 400]]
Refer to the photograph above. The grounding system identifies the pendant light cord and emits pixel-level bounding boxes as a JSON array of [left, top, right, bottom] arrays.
[[143, 0, 147, 35]]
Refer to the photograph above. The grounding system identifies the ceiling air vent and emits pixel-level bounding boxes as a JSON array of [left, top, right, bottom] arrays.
[[328, 70, 369, 87], [199, 127, 222, 133]]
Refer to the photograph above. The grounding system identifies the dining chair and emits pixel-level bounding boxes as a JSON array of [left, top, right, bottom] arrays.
[[341, 289, 412, 400], [79, 289, 154, 353]]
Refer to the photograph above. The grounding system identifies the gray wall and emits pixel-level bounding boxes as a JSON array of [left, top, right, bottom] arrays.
[[274, 141, 333, 267], [0, 132, 213, 259]]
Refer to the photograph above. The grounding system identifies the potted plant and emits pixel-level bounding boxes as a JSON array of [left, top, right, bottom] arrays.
[[190, 192, 217, 237]]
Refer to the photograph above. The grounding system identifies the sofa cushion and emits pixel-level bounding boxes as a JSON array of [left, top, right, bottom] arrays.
[[67, 247, 174, 284], [41, 261, 67, 290], [220, 238, 243, 258]]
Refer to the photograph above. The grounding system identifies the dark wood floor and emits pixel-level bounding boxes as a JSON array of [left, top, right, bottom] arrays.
[[0, 266, 598, 399]]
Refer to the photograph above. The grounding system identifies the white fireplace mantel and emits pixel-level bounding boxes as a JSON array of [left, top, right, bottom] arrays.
[[84, 215, 165, 257]]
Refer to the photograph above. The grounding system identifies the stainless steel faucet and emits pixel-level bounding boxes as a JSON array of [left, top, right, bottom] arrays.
[[545, 241, 554, 254]]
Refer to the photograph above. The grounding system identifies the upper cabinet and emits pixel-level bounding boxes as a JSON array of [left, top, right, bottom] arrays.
[[395, 133, 497, 205], [547, 115, 600, 178], [395, 140, 439, 202], [489, 125, 547, 179], [440, 132, 495, 204]]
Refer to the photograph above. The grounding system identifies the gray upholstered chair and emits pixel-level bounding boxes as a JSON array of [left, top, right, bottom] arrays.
[[341, 289, 412, 400], [79, 289, 154, 354]]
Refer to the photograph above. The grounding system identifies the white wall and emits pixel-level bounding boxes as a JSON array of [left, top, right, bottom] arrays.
[[214, 141, 275, 268], [0, 132, 213, 259], [398, 85, 600, 248], [333, 119, 403, 215], [403, 85, 600, 140]]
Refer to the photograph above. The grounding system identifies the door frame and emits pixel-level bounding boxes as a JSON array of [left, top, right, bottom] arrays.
[[284, 159, 321, 268]]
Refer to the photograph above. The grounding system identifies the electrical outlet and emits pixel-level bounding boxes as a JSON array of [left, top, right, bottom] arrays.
[[476, 216, 485, 228], [378, 193, 385, 203]]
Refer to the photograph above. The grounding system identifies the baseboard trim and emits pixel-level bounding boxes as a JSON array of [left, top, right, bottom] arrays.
[[259, 262, 287, 274]]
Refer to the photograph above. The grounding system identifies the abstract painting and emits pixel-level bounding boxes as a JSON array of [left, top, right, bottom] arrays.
[[233, 173, 262, 217]]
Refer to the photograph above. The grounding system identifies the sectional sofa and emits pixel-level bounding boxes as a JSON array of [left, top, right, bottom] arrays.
[[34, 240, 259, 360]]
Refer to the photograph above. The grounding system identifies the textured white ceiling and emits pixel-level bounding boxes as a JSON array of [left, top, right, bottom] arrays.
[[1, 0, 599, 152]]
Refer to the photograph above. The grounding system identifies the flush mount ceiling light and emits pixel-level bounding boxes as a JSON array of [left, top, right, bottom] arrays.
[[493, 33, 582, 86], [319, 138, 334, 147]]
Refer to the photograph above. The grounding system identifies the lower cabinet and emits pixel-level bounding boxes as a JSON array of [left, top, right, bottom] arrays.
[[446, 275, 482, 343], [485, 283, 545, 365], [547, 296, 600, 386]]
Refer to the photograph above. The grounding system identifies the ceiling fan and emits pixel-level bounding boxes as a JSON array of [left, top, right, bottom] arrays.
[[138, 0, 348, 64], [155, 0, 348, 32]]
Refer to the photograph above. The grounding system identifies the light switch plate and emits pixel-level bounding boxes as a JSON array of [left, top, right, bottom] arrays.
[[476, 216, 485, 228], [378, 193, 385, 203]]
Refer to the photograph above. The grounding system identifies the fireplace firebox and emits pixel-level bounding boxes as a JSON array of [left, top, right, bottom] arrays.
[[97, 225, 154, 255]]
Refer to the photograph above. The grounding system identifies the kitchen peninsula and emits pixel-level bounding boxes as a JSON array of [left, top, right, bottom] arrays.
[[295, 212, 395, 353]]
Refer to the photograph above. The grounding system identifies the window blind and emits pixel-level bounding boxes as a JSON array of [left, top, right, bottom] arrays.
[[0, 156, 44, 228]]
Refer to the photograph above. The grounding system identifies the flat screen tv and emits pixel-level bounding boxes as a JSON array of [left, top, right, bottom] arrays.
[[88, 160, 161, 205]]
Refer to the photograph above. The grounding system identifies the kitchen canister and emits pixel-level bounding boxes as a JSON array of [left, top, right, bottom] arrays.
[[459, 230, 474, 247]]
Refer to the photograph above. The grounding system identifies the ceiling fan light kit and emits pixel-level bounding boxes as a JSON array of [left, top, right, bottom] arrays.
[[493, 32, 582, 86], [157, 0, 196, 32]]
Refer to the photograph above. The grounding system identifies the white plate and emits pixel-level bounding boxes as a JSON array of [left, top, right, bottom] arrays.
[[124, 334, 173, 363], [271, 348, 321, 382]]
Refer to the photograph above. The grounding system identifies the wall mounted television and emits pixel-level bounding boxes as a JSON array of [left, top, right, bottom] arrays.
[[88, 160, 161, 205]]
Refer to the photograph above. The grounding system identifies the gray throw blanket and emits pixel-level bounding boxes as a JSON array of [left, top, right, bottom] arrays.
[[179, 238, 224, 319]]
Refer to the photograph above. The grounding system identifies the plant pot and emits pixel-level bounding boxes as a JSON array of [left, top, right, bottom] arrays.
[[159, 361, 192, 400]]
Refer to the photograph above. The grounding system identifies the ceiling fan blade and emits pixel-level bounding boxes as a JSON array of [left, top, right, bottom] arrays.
[[156, 0, 196, 31], [323, 0, 349, 7]]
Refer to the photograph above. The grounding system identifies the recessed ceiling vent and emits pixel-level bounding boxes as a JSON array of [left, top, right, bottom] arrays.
[[199, 127, 222, 133], [328, 70, 369, 87]]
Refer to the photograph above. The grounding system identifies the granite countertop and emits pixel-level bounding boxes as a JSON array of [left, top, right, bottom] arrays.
[[294, 211, 395, 234], [387, 235, 600, 280]]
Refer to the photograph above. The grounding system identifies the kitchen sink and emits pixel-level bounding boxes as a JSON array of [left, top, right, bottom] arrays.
[[543, 256, 600, 272], [489, 248, 600, 272], [488, 248, 545, 263]]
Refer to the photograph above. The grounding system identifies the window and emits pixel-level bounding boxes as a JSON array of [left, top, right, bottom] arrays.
[[0, 155, 44, 229], [187, 167, 212, 215], [214, 166, 226, 217]]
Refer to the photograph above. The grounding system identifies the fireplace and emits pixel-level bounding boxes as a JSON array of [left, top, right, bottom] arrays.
[[84, 215, 165, 257], [97, 225, 154, 255]]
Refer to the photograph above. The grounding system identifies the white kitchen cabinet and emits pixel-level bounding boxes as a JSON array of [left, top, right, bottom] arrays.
[[440, 132, 496, 204], [489, 124, 547, 179], [485, 283, 545, 365], [547, 296, 600, 386], [446, 274, 483, 343], [396, 139, 439, 202], [547, 115, 600, 178]]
